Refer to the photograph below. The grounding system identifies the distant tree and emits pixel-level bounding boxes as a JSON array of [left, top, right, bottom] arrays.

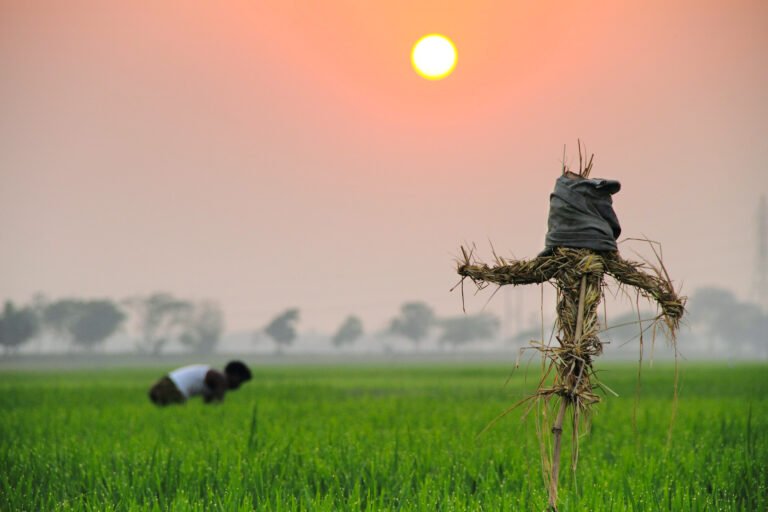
[[179, 301, 225, 354], [688, 287, 768, 357], [28, 293, 48, 352], [264, 308, 300, 353], [41, 299, 125, 351], [332, 315, 364, 348], [0, 301, 40, 355], [69, 300, 125, 350], [438, 313, 499, 348], [388, 302, 435, 347], [42, 299, 81, 341], [126, 293, 193, 355], [688, 287, 736, 342]]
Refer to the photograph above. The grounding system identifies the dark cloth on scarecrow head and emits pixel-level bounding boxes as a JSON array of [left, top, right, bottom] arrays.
[[539, 175, 622, 256]]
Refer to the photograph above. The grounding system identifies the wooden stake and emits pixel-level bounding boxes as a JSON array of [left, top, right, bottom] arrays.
[[548, 399, 568, 510], [548, 275, 588, 511]]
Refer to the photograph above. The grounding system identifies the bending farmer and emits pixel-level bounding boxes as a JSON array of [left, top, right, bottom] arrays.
[[148, 360, 252, 406]]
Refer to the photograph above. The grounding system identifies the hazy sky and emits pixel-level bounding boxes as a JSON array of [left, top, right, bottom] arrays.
[[2, 1, 767, 332]]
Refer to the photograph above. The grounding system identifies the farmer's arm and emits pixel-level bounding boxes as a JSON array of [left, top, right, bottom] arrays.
[[603, 252, 685, 328], [457, 255, 560, 286], [203, 370, 227, 403]]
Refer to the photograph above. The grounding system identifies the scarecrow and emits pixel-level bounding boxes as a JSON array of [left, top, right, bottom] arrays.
[[456, 148, 685, 511]]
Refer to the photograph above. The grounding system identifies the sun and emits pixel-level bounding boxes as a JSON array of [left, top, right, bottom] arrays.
[[411, 34, 457, 80]]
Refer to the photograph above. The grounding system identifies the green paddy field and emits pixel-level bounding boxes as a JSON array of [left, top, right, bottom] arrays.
[[1, 362, 766, 511]]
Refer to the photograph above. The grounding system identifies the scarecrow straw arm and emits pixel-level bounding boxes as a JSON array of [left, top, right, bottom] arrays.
[[603, 252, 685, 331], [457, 255, 560, 286]]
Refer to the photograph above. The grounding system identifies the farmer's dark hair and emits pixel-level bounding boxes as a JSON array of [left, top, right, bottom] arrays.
[[225, 360, 252, 382]]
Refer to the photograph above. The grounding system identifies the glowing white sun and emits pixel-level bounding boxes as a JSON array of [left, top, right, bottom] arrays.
[[411, 34, 457, 80]]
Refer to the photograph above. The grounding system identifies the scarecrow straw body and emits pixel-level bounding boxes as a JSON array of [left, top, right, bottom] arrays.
[[457, 246, 684, 510]]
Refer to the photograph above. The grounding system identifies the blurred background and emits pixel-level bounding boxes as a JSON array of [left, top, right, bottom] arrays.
[[2, 1, 766, 362]]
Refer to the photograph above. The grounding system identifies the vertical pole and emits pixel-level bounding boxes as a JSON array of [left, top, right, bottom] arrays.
[[548, 399, 568, 510], [548, 275, 588, 511]]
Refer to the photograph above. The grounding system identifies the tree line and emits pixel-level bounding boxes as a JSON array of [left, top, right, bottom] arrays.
[[0, 293, 224, 356], [3, 287, 763, 357], [0, 295, 501, 356], [257, 302, 500, 353]]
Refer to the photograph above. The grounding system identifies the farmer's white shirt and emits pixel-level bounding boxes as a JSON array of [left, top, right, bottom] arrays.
[[168, 364, 211, 398]]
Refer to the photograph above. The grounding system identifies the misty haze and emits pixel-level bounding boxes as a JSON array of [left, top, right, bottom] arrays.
[[1, 2, 766, 511]]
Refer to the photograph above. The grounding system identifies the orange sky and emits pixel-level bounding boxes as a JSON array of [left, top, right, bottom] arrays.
[[2, 1, 767, 333]]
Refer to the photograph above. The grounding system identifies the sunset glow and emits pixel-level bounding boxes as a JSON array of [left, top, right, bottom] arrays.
[[1, 2, 766, 334], [411, 34, 457, 80]]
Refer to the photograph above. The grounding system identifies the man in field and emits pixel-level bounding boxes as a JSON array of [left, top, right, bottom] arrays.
[[148, 360, 252, 406]]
